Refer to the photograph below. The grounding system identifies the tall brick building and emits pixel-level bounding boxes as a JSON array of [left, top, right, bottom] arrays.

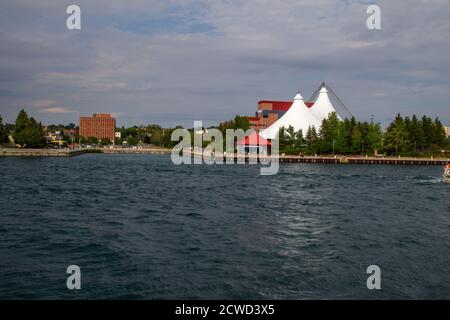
[[80, 113, 116, 141]]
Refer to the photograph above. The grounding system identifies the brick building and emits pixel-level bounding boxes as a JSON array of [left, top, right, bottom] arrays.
[[79, 113, 116, 141]]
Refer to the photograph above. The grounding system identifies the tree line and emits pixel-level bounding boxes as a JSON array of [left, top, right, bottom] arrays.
[[278, 113, 449, 156]]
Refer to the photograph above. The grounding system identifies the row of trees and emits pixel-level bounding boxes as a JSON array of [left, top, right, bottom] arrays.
[[115, 124, 183, 147], [278, 113, 448, 156], [279, 113, 384, 155], [384, 114, 447, 155]]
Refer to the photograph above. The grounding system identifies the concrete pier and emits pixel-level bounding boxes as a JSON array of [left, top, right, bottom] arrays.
[[95, 147, 171, 155], [0, 148, 85, 157], [0, 147, 171, 157]]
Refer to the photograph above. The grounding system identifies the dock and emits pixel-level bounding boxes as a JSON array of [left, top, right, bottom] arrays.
[[187, 151, 450, 166]]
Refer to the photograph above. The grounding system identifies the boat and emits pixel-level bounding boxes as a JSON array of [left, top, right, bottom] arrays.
[[444, 164, 450, 183]]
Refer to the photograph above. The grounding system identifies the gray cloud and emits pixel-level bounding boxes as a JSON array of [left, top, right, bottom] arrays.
[[0, 0, 449, 127]]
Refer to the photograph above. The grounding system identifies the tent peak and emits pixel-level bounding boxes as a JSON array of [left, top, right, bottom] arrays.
[[294, 92, 303, 100]]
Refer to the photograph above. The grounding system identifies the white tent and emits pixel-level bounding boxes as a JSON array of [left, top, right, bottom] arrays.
[[259, 92, 322, 140], [310, 87, 340, 122]]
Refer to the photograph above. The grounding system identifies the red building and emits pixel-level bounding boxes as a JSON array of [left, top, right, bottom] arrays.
[[79, 113, 116, 141], [247, 100, 314, 130]]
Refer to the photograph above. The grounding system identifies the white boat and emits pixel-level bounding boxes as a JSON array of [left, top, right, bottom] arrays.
[[444, 165, 450, 183]]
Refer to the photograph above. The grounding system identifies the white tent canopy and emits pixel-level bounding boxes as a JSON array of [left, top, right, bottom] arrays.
[[259, 92, 322, 140], [310, 87, 340, 122]]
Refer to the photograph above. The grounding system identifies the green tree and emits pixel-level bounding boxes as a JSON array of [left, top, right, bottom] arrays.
[[342, 117, 356, 152], [294, 129, 306, 148], [100, 139, 112, 146], [26, 117, 47, 148], [232, 115, 250, 131], [305, 126, 318, 154], [351, 126, 362, 154], [13, 109, 29, 146], [318, 113, 343, 154], [127, 135, 139, 145], [87, 136, 98, 144], [421, 115, 434, 151], [384, 114, 410, 155], [366, 121, 383, 154], [279, 127, 289, 150], [431, 117, 447, 148], [407, 115, 424, 153], [12, 109, 46, 148], [286, 126, 296, 147], [0, 115, 9, 143]]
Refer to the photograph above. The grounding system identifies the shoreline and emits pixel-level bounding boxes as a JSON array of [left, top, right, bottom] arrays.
[[0, 147, 171, 157], [1, 147, 449, 165]]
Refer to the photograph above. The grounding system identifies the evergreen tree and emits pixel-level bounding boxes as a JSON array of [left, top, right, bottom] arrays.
[[25, 117, 47, 148], [431, 117, 447, 147], [232, 115, 250, 131], [13, 109, 30, 146], [342, 117, 356, 153], [294, 129, 305, 148], [351, 126, 362, 154], [286, 126, 296, 147], [318, 112, 341, 154], [305, 126, 318, 154], [407, 115, 425, 153], [421, 115, 434, 151], [384, 114, 410, 155], [366, 121, 383, 154], [0, 115, 9, 143]]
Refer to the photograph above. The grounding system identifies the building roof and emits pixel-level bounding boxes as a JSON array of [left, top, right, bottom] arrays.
[[258, 100, 314, 111]]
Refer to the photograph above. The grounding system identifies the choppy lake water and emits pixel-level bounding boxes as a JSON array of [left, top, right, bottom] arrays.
[[0, 154, 449, 299]]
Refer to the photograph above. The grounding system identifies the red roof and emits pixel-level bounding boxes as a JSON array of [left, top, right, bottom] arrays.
[[259, 101, 292, 111], [247, 116, 260, 122], [258, 100, 314, 111], [237, 132, 272, 146]]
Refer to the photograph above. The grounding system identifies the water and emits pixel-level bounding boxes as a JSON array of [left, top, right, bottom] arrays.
[[0, 154, 449, 299]]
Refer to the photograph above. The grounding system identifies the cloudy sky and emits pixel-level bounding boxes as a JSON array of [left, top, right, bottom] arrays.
[[0, 0, 449, 128]]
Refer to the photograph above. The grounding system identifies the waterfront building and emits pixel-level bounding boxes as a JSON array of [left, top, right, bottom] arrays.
[[80, 113, 116, 141], [239, 84, 341, 154]]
